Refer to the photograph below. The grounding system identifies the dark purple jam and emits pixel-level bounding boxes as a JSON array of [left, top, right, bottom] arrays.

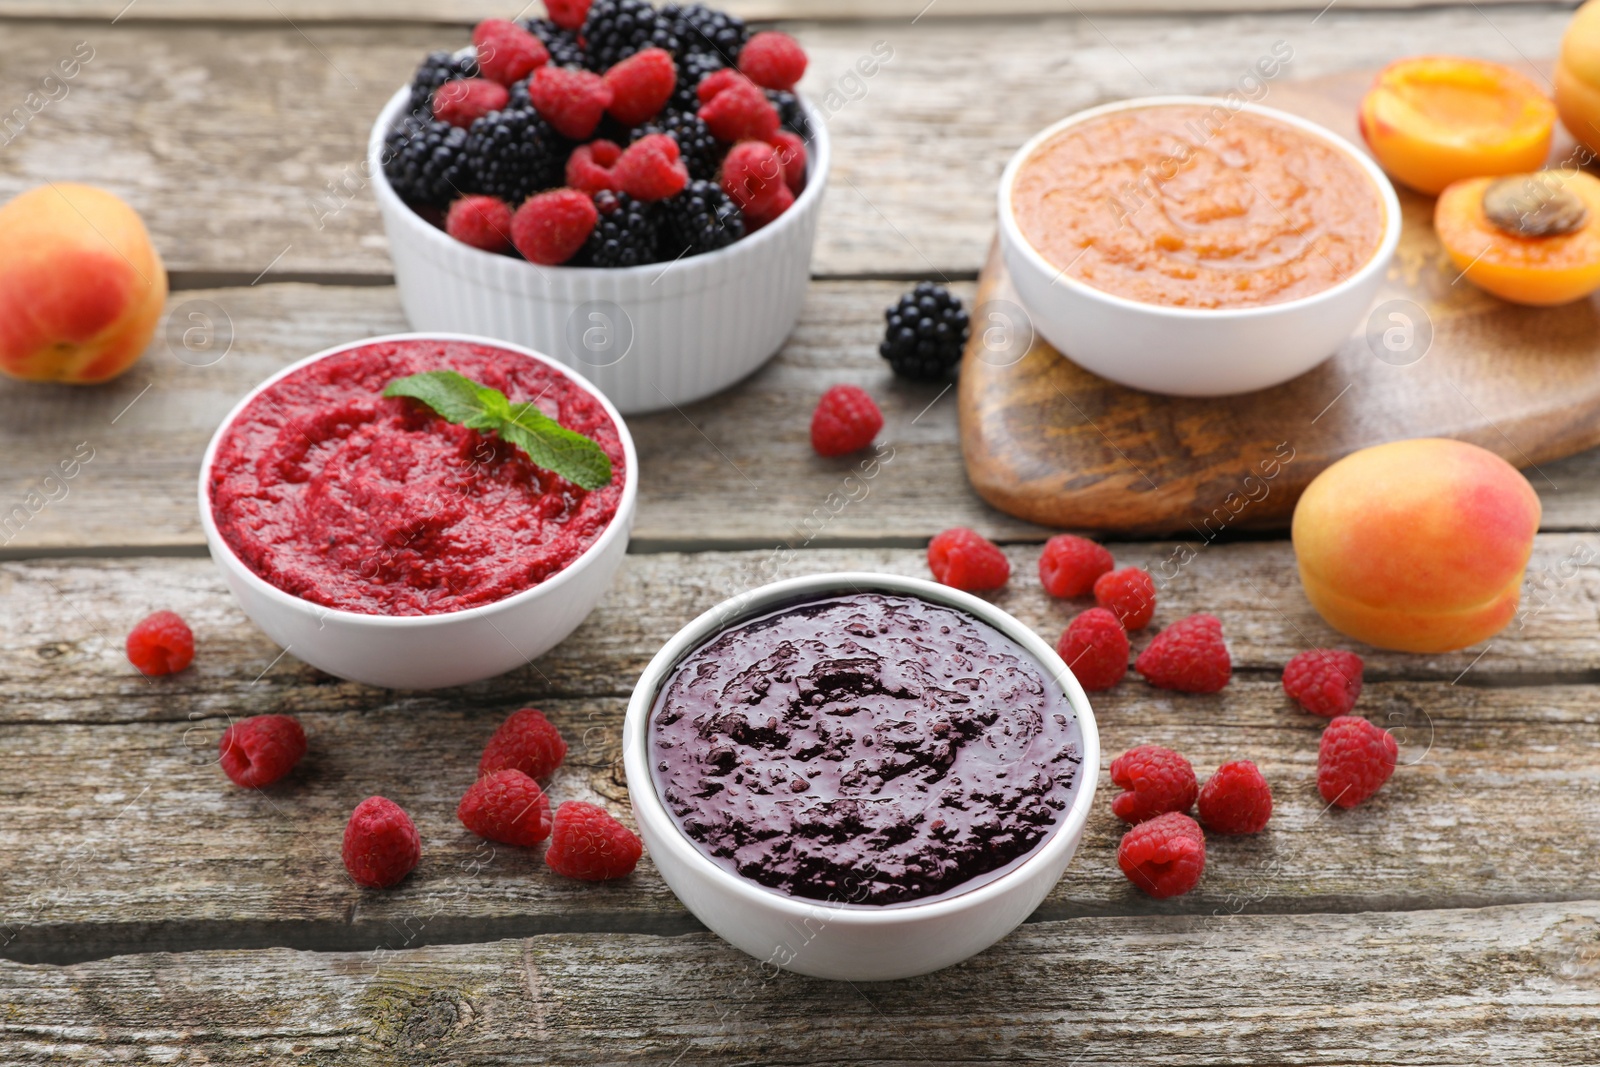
[[649, 592, 1083, 907]]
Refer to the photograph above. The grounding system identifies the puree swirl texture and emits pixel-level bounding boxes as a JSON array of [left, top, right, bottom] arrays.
[[649, 593, 1083, 906]]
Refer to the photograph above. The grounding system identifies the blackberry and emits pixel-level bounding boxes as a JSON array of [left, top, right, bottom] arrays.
[[671, 49, 726, 112], [662, 3, 747, 62], [383, 116, 473, 208], [767, 89, 811, 140], [631, 110, 722, 182], [519, 17, 587, 69], [407, 49, 478, 117], [879, 283, 970, 381], [583, 190, 660, 267], [659, 179, 743, 258], [582, 0, 680, 72], [463, 106, 570, 206]]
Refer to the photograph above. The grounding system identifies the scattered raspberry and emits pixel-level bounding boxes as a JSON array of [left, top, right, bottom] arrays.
[[1283, 649, 1365, 718], [1056, 607, 1129, 692], [1038, 534, 1114, 598], [446, 195, 514, 252], [720, 139, 785, 212], [472, 19, 549, 86], [125, 610, 195, 676], [431, 77, 509, 128], [1117, 811, 1205, 898], [545, 0, 590, 30], [1109, 744, 1198, 824], [1197, 760, 1272, 834], [927, 527, 1011, 592], [527, 65, 613, 140], [696, 67, 751, 105], [511, 188, 598, 265], [769, 129, 807, 194], [342, 796, 421, 889], [1093, 566, 1156, 630], [604, 47, 676, 126], [614, 132, 689, 201], [479, 707, 569, 781], [566, 139, 622, 194], [457, 769, 553, 847], [1318, 715, 1398, 809], [545, 800, 643, 880], [809, 383, 882, 457], [742, 180, 793, 231], [739, 31, 808, 92], [699, 77, 779, 143], [1135, 613, 1232, 693], [218, 714, 306, 788]]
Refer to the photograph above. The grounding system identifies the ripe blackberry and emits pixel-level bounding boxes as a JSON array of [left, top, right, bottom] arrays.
[[582, 190, 660, 267], [384, 116, 474, 207], [663, 3, 747, 62], [767, 89, 811, 140], [582, 0, 680, 72], [659, 179, 743, 257], [880, 282, 971, 381], [407, 49, 478, 117], [671, 49, 725, 111], [464, 106, 570, 206], [631, 110, 722, 181], [519, 17, 587, 68]]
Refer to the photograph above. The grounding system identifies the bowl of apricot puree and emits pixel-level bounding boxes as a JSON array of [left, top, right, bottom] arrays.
[[999, 96, 1401, 397]]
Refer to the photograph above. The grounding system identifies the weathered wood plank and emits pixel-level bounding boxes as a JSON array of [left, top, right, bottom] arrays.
[[4, 904, 1598, 1064]]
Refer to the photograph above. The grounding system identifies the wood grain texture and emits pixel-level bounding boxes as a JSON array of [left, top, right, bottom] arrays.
[[5, 903, 1599, 1063]]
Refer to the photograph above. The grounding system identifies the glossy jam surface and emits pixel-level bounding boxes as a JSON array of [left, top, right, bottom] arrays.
[[1011, 104, 1386, 308], [649, 593, 1083, 907], [209, 339, 626, 616]]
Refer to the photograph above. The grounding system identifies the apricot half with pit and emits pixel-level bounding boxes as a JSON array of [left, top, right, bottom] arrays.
[[1292, 438, 1540, 654], [1435, 169, 1600, 305]]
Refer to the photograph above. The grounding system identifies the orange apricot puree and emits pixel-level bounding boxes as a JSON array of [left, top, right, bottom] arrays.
[[1011, 104, 1387, 309]]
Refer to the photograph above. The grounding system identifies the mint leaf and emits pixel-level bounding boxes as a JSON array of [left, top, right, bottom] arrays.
[[383, 370, 614, 491]]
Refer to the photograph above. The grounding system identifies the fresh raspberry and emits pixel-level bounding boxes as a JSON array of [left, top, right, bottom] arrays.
[[545, 800, 643, 880], [431, 77, 509, 128], [479, 707, 569, 781], [1283, 649, 1365, 718], [511, 188, 597, 265], [720, 140, 785, 212], [927, 527, 1011, 592], [1117, 811, 1205, 898], [1056, 607, 1129, 692], [1039, 534, 1114, 598], [809, 383, 882, 457], [742, 180, 794, 231], [527, 65, 613, 140], [614, 132, 689, 201], [1197, 760, 1272, 834], [125, 610, 194, 676], [472, 19, 549, 86], [545, 0, 590, 30], [1135, 613, 1231, 693], [738, 31, 808, 92], [341, 796, 421, 889], [603, 47, 676, 126], [446, 195, 514, 253], [457, 769, 553, 847], [699, 78, 779, 143], [769, 129, 807, 194], [696, 67, 751, 105], [566, 139, 622, 194], [1093, 566, 1156, 630], [1109, 744, 1198, 823], [1317, 715, 1398, 809], [218, 715, 306, 788]]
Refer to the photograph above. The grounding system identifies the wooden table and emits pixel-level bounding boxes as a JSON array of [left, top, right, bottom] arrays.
[[3, 3, 1599, 1062]]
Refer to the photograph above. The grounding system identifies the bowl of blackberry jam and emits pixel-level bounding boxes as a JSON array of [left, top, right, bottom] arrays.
[[369, 2, 831, 415]]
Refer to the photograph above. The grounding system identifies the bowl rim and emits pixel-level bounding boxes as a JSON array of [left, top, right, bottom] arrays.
[[366, 85, 832, 278], [196, 331, 640, 629], [996, 93, 1404, 320], [622, 571, 1102, 927]]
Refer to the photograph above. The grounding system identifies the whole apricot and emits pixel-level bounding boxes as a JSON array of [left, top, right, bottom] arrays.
[[1556, 0, 1600, 157], [1292, 439, 1539, 653], [0, 183, 167, 383]]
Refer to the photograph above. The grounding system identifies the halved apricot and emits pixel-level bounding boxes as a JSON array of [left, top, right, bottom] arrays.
[[1435, 170, 1600, 305], [1359, 56, 1556, 195]]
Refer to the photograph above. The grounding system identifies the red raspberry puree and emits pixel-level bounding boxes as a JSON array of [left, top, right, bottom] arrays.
[[208, 339, 626, 616], [650, 593, 1083, 907]]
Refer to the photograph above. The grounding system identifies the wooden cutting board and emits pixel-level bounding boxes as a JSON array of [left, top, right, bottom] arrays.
[[958, 65, 1600, 536]]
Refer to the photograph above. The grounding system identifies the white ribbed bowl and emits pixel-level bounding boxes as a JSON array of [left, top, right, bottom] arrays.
[[368, 88, 830, 415]]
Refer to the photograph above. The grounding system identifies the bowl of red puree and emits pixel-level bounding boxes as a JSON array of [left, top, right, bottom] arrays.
[[199, 333, 636, 689]]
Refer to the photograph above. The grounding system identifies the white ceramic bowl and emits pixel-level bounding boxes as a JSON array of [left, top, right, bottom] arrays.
[[998, 95, 1402, 397], [623, 572, 1100, 982], [368, 88, 831, 415], [197, 332, 638, 690]]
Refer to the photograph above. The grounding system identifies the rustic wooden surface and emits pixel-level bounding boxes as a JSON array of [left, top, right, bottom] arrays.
[[4, 3, 1600, 1064]]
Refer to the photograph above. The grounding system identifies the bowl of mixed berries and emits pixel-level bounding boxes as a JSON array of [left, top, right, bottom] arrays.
[[368, 0, 826, 414]]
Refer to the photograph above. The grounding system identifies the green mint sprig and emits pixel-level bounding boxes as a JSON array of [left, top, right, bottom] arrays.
[[383, 370, 613, 491]]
